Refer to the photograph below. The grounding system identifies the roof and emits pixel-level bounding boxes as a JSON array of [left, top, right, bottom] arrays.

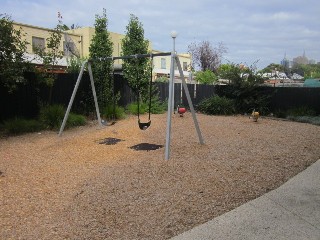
[[303, 79, 320, 87]]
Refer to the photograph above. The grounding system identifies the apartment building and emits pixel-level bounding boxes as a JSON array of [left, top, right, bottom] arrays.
[[13, 22, 191, 79]]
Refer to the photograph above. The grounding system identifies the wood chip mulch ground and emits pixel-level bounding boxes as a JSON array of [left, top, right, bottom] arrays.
[[1, 113, 320, 239]]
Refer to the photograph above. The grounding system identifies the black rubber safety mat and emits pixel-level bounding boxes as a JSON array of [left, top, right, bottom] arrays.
[[97, 137, 124, 145], [129, 143, 164, 151]]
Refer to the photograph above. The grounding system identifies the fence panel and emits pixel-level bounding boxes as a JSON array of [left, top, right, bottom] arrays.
[[114, 74, 135, 107], [1, 73, 320, 122], [181, 84, 195, 107], [195, 84, 216, 105], [0, 72, 38, 121], [155, 82, 168, 103], [269, 87, 320, 113]]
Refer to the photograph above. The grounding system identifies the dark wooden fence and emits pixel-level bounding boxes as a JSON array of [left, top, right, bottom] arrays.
[[1, 72, 320, 121]]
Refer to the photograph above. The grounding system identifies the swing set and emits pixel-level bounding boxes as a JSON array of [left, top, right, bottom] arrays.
[[59, 48, 204, 160]]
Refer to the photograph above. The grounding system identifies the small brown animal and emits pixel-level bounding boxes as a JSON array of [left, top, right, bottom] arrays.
[[251, 109, 260, 122]]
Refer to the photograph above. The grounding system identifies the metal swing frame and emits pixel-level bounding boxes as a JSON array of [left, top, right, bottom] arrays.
[[58, 52, 204, 160]]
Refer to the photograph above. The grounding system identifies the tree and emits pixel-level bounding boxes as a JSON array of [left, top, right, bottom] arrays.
[[195, 70, 218, 84], [121, 14, 150, 100], [0, 14, 30, 92], [218, 62, 264, 87], [188, 41, 227, 72], [33, 13, 64, 103], [261, 63, 284, 74], [291, 63, 320, 79], [217, 62, 268, 114], [89, 8, 113, 110], [34, 15, 64, 74]]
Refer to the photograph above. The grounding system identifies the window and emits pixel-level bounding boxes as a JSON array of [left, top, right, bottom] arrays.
[[32, 37, 45, 52], [183, 62, 188, 71], [161, 58, 166, 69], [63, 41, 75, 56]]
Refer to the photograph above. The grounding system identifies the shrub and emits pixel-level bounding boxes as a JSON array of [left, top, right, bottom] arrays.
[[220, 84, 272, 115], [40, 104, 65, 129], [126, 98, 166, 115], [198, 95, 235, 115], [126, 102, 147, 115], [40, 104, 86, 129], [274, 109, 287, 118], [286, 106, 316, 117], [154, 76, 168, 82], [195, 70, 218, 85], [67, 113, 87, 127], [150, 97, 167, 114], [3, 118, 43, 135], [102, 104, 126, 120]]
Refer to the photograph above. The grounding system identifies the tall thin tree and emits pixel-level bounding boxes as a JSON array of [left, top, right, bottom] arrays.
[[89, 8, 113, 110], [121, 14, 150, 101]]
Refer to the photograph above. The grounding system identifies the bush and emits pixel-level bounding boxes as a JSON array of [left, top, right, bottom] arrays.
[[150, 97, 167, 114], [274, 109, 287, 118], [102, 104, 126, 120], [154, 76, 168, 82], [198, 95, 235, 115], [67, 113, 87, 127], [3, 118, 44, 135], [286, 106, 316, 117], [40, 104, 86, 129], [220, 84, 272, 115], [195, 70, 218, 84], [126, 102, 147, 115], [126, 97, 166, 115], [40, 104, 65, 129]]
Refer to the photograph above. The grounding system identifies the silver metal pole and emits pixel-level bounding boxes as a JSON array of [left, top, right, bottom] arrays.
[[172, 36, 176, 113], [87, 62, 103, 128], [59, 60, 87, 136], [175, 56, 204, 145], [165, 51, 176, 160]]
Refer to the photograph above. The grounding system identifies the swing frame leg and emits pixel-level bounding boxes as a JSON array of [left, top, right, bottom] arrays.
[[59, 60, 103, 136], [164, 54, 204, 160]]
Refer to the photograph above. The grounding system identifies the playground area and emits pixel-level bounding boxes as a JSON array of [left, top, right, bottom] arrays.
[[1, 113, 320, 239]]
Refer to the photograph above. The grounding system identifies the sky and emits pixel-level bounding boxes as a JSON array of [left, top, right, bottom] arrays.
[[2, 0, 320, 69]]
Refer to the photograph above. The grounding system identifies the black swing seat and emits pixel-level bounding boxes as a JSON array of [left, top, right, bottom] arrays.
[[101, 119, 116, 126], [138, 119, 151, 130]]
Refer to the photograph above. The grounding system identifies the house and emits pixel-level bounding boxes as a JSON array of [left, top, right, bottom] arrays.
[[12, 22, 191, 79], [152, 50, 191, 82]]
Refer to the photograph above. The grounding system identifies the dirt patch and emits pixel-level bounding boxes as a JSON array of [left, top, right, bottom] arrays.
[[1, 113, 319, 239]]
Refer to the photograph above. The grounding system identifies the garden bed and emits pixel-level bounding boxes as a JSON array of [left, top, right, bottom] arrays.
[[1, 113, 320, 239]]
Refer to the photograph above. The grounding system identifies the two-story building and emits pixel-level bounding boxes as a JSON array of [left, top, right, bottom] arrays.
[[13, 22, 191, 79]]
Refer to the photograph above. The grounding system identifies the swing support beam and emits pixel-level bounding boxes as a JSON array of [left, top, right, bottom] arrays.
[[58, 47, 204, 160]]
